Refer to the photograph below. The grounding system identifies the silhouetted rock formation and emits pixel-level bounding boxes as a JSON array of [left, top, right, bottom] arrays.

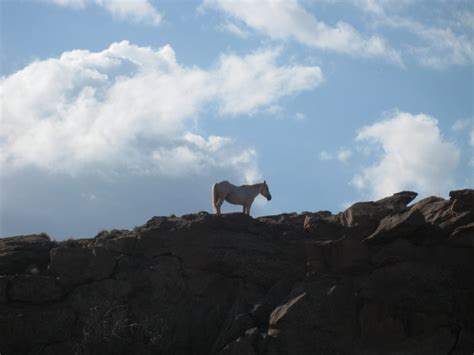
[[1, 189, 473, 354]]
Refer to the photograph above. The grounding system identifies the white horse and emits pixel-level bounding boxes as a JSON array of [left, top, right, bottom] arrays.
[[212, 180, 272, 215]]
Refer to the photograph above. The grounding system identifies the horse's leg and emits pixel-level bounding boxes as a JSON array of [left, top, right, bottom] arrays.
[[216, 198, 224, 215], [242, 205, 246, 214], [247, 203, 251, 216]]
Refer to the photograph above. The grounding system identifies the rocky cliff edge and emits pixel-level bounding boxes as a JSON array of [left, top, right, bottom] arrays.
[[1, 189, 473, 354]]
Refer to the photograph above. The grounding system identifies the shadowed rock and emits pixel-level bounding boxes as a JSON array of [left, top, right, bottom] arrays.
[[0, 233, 56, 275], [410, 190, 474, 236], [340, 191, 418, 239], [7, 275, 63, 303], [0, 276, 7, 303], [48, 246, 116, 286], [449, 189, 474, 212], [364, 209, 426, 245], [449, 222, 474, 247]]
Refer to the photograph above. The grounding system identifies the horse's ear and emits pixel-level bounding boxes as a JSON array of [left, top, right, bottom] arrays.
[[264, 180, 266, 184]]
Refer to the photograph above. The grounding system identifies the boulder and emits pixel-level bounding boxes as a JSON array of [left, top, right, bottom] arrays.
[[341, 191, 418, 239], [412, 195, 473, 235], [48, 246, 116, 285], [375, 191, 418, 210], [7, 274, 63, 303], [449, 189, 474, 212], [0, 233, 56, 275], [341, 201, 385, 234], [410, 196, 445, 211], [365, 209, 426, 245]]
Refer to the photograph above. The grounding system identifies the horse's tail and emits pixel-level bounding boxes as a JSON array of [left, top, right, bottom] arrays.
[[212, 183, 218, 213]]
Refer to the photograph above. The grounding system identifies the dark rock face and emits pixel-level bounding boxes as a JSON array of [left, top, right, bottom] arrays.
[[340, 191, 418, 239], [412, 192, 474, 235], [0, 234, 57, 275], [0, 189, 473, 355], [7, 275, 63, 303], [449, 189, 474, 212], [48, 246, 116, 286], [450, 222, 474, 247], [365, 209, 426, 245]]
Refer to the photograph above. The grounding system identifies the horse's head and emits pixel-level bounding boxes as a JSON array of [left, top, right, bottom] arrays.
[[261, 180, 272, 201]]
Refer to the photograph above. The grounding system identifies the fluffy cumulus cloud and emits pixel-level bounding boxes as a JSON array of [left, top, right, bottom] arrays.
[[351, 112, 460, 198], [214, 48, 322, 114], [48, 0, 162, 25], [203, 0, 401, 64], [0, 41, 321, 180]]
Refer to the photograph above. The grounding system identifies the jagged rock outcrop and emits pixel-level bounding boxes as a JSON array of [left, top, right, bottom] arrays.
[[0, 189, 473, 355]]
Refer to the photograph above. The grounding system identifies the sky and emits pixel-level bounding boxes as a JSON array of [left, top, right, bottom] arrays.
[[1, 0, 473, 239]]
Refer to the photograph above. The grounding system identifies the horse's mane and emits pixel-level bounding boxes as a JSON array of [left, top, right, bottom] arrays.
[[241, 183, 262, 188]]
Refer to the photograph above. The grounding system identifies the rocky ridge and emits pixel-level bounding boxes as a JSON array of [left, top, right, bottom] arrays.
[[0, 189, 473, 354]]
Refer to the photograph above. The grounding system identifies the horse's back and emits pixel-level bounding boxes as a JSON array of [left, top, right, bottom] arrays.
[[214, 180, 233, 195], [215, 180, 235, 190]]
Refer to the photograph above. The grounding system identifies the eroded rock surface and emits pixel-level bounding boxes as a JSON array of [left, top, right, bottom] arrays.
[[0, 189, 473, 355]]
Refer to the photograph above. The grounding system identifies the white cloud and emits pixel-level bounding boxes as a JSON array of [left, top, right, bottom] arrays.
[[336, 149, 352, 164], [49, 0, 88, 9], [353, 0, 474, 68], [203, 0, 401, 64], [353, 0, 414, 16], [0, 41, 321, 181], [151, 133, 261, 183], [352, 112, 460, 198], [214, 48, 322, 114], [407, 25, 474, 68], [218, 21, 250, 39], [319, 148, 352, 163], [47, 0, 162, 25], [452, 119, 472, 132]]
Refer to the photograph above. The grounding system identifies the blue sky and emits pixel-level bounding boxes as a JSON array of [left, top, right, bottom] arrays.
[[1, 0, 473, 239]]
